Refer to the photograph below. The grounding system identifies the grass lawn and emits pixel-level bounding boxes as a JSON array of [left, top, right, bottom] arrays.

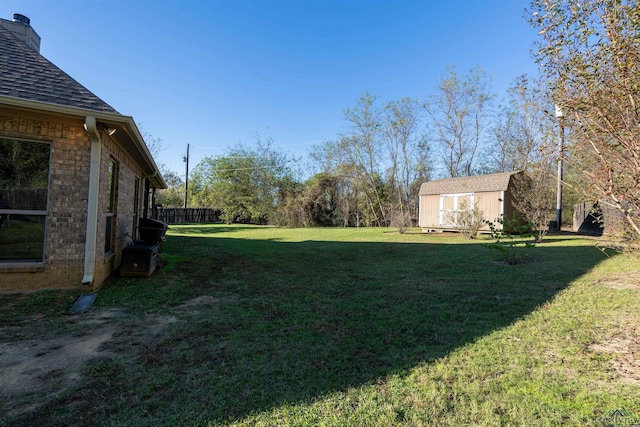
[[0, 218, 45, 260], [1, 225, 639, 426]]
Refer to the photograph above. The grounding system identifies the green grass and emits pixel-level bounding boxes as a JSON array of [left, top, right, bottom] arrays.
[[1, 225, 639, 426], [0, 218, 45, 260]]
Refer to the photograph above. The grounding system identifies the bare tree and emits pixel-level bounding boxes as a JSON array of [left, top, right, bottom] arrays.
[[425, 66, 494, 177], [383, 97, 431, 227], [488, 75, 553, 173], [309, 93, 433, 228], [511, 166, 556, 243], [138, 124, 166, 161], [341, 92, 388, 226], [529, 0, 640, 241]]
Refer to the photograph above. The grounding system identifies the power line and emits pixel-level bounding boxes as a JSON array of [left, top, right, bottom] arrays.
[[187, 140, 325, 152], [208, 165, 278, 172]]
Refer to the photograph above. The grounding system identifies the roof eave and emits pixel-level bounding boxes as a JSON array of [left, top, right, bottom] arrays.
[[0, 95, 166, 189]]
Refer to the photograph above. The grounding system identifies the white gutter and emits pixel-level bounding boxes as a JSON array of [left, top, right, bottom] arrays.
[[82, 116, 101, 285], [0, 95, 166, 188]]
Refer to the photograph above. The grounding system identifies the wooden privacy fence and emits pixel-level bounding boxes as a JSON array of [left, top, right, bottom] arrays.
[[0, 189, 47, 210], [156, 208, 220, 224], [573, 202, 624, 235]]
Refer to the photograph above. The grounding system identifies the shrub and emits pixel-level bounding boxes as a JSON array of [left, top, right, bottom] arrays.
[[457, 199, 485, 240], [484, 215, 535, 264], [389, 208, 412, 234]]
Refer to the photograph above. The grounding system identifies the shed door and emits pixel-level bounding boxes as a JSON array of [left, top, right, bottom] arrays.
[[440, 193, 474, 227]]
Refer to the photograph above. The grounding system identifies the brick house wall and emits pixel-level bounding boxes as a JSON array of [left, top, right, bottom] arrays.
[[93, 129, 146, 287], [0, 106, 147, 291]]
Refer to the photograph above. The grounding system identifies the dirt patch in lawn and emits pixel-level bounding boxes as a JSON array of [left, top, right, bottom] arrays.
[[590, 324, 640, 385], [599, 272, 640, 291], [0, 295, 227, 418], [594, 273, 640, 386]]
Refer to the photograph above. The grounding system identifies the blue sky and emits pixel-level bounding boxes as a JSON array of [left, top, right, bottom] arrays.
[[1, 0, 539, 179]]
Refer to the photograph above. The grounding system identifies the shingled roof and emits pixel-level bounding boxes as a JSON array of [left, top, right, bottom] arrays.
[[0, 25, 118, 114], [419, 171, 523, 195]]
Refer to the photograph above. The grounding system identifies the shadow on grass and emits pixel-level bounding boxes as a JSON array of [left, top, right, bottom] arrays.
[[10, 231, 609, 426]]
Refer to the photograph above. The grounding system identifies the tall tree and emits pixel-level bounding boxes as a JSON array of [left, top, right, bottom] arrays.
[[296, 172, 341, 227], [383, 97, 431, 227], [487, 75, 553, 173], [529, 0, 640, 240], [341, 92, 388, 226], [155, 169, 184, 208], [190, 138, 295, 224], [310, 93, 434, 227], [425, 66, 494, 177], [308, 141, 357, 226], [511, 162, 557, 242]]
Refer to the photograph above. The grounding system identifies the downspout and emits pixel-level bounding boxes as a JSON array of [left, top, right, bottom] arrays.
[[82, 116, 101, 285]]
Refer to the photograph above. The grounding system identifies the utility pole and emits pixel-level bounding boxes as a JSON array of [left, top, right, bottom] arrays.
[[555, 105, 564, 232], [183, 143, 189, 209]]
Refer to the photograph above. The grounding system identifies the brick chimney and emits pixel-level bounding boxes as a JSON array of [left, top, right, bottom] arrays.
[[0, 13, 41, 52]]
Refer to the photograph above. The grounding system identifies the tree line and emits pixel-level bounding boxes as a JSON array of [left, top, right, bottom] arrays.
[[156, 0, 640, 244], [158, 67, 565, 228]]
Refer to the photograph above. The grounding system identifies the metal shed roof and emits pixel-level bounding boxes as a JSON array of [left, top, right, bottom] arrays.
[[419, 171, 523, 196]]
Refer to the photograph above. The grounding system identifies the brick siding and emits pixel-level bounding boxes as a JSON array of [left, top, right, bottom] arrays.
[[0, 107, 147, 291]]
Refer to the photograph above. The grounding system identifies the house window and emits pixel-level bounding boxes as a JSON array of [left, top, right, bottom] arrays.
[[440, 193, 474, 227], [105, 158, 118, 254], [0, 138, 50, 262]]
